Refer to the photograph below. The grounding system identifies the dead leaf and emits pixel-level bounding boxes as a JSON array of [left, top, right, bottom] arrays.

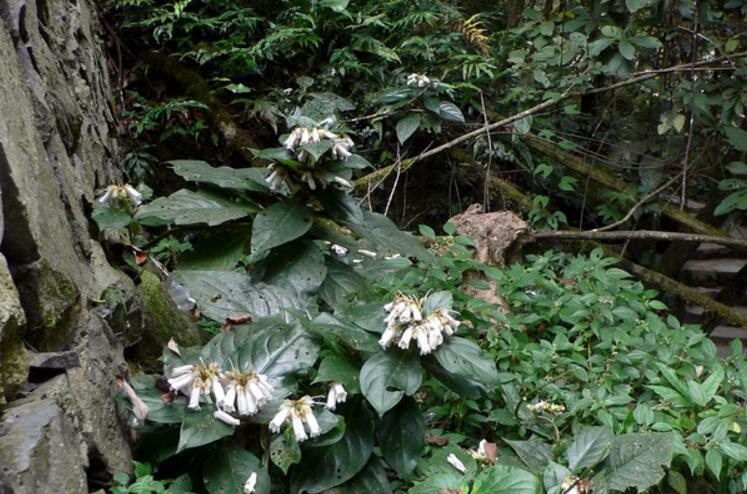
[[223, 314, 252, 332], [439, 489, 462, 494], [578, 478, 591, 493], [483, 442, 498, 464], [426, 432, 449, 446], [132, 247, 149, 265]]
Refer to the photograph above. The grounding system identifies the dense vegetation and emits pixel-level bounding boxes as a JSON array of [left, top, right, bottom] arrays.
[[98, 0, 747, 492]]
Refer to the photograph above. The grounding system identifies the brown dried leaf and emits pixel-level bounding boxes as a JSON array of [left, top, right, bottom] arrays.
[[133, 247, 149, 265], [223, 314, 252, 332], [483, 442, 498, 464], [426, 433, 449, 446]]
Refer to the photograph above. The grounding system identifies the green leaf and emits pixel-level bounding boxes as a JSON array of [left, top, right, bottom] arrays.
[[249, 147, 301, 166], [136, 189, 256, 226], [544, 462, 572, 492], [203, 442, 270, 494], [432, 337, 499, 392], [92, 207, 131, 230], [725, 126, 747, 152], [625, 0, 648, 12], [558, 175, 578, 192], [271, 431, 302, 474], [567, 426, 612, 471], [320, 0, 350, 13], [343, 210, 434, 261], [313, 354, 361, 393], [237, 324, 319, 378], [251, 201, 313, 256], [601, 433, 673, 491], [306, 313, 380, 353], [173, 270, 303, 323], [177, 228, 250, 271], [506, 438, 553, 471], [618, 40, 636, 60], [700, 366, 724, 404], [539, 20, 554, 36], [259, 240, 327, 300], [301, 140, 334, 162], [589, 37, 615, 57], [319, 259, 369, 308], [720, 441, 747, 462], [177, 409, 234, 453], [715, 190, 747, 216], [360, 351, 422, 416], [396, 114, 421, 144], [471, 465, 541, 494], [630, 35, 662, 49], [667, 470, 687, 494], [706, 449, 722, 480], [290, 398, 375, 493], [169, 160, 268, 192], [727, 161, 747, 175], [322, 458, 392, 494], [438, 101, 465, 123], [376, 397, 425, 478]]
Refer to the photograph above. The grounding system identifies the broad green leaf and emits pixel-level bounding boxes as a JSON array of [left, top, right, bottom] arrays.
[[251, 201, 313, 256], [471, 465, 541, 494], [396, 114, 421, 144], [506, 438, 553, 471], [706, 449, 722, 480], [715, 190, 747, 216], [433, 337, 499, 391], [630, 35, 662, 49], [92, 207, 131, 230], [202, 442, 270, 494], [306, 313, 380, 353], [423, 290, 453, 315], [301, 140, 334, 162], [177, 409, 234, 453], [271, 431, 301, 474], [169, 160, 268, 192], [237, 324, 319, 378], [727, 161, 747, 175], [720, 441, 747, 462], [625, 0, 648, 12], [539, 20, 554, 36], [173, 270, 303, 322], [136, 189, 256, 226], [343, 210, 434, 261], [409, 471, 463, 494], [250, 147, 302, 166], [313, 354, 361, 393], [618, 40, 636, 60], [360, 351, 422, 416], [289, 399, 375, 493], [322, 458, 392, 494], [725, 126, 747, 152], [567, 426, 612, 471], [376, 397, 425, 477], [177, 228, 250, 271], [259, 240, 327, 300], [319, 258, 369, 308], [544, 462, 572, 492], [589, 37, 615, 57], [667, 470, 687, 494], [601, 433, 673, 491], [438, 101, 465, 122]]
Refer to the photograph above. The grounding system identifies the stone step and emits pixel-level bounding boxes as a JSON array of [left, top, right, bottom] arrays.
[[711, 326, 747, 356], [680, 258, 747, 287], [692, 243, 733, 259], [686, 305, 747, 318]]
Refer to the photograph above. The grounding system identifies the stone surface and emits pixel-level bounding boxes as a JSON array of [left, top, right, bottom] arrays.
[[0, 0, 137, 490], [680, 258, 747, 287]]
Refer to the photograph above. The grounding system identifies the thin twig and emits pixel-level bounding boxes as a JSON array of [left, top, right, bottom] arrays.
[[592, 172, 682, 232], [384, 144, 402, 217], [535, 229, 747, 250], [480, 90, 494, 211], [681, 1, 699, 209]]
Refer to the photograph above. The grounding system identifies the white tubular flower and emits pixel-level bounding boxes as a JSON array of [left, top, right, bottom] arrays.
[[325, 383, 347, 410], [358, 249, 377, 259], [446, 453, 466, 473], [332, 176, 353, 189], [168, 360, 223, 410], [378, 325, 401, 349], [415, 326, 431, 355], [265, 164, 287, 191], [223, 370, 273, 416], [291, 413, 308, 442], [397, 327, 414, 350], [117, 377, 149, 422], [188, 381, 203, 410], [406, 73, 431, 87], [303, 408, 321, 437], [243, 472, 258, 494], [269, 402, 293, 433], [212, 379, 226, 407], [330, 244, 348, 257], [384, 253, 401, 260], [97, 184, 142, 207], [97, 186, 114, 205], [214, 409, 240, 426], [123, 184, 143, 205]]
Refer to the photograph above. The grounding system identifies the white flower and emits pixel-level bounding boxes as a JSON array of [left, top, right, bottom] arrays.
[[97, 184, 142, 207], [214, 409, 240, 426], [265, 164, 287, 191], [223, 370, 273, 416], [561, 475, 579, 494], [244, 472, 258, 494], [332, 176, 353, 189], [325, 383, 347, 410], [406, 73, 431, 88], [116, 377, 149, 422], [384, 253, 401, 260], [358, 249, 377, 259], [269, 396, 322, 442], [381, 295, 459, 354], [283, 125, 354, 163], [446, 453, 466, 473], [167, 360, 224, 410], [330, 244, 348, 257], [167, 338, 181, 356]]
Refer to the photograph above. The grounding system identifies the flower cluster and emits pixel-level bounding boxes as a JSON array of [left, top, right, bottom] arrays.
[[97, 184, 142, 207], [283, 126, 354, 162], [526, 400, 566, 414], [167, 360, 274, 425], [269, 396, 321, 442], [406, 73, 433, 88], [379, 294, 460, 355], [561, 474, 580, 494]]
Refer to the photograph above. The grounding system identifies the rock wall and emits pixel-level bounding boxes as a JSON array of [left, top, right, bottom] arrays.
[[0, 0, 135, 490]]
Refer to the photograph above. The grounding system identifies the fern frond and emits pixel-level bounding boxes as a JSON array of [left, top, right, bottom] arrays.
[[457, 13, 491, 55]]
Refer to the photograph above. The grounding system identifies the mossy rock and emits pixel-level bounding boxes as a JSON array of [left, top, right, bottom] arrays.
[[130, 271, 200, 368], [0, 255, 28, 405]]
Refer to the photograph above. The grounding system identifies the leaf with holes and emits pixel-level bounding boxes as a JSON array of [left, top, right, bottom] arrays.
[[600, 433, 673, 491]]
